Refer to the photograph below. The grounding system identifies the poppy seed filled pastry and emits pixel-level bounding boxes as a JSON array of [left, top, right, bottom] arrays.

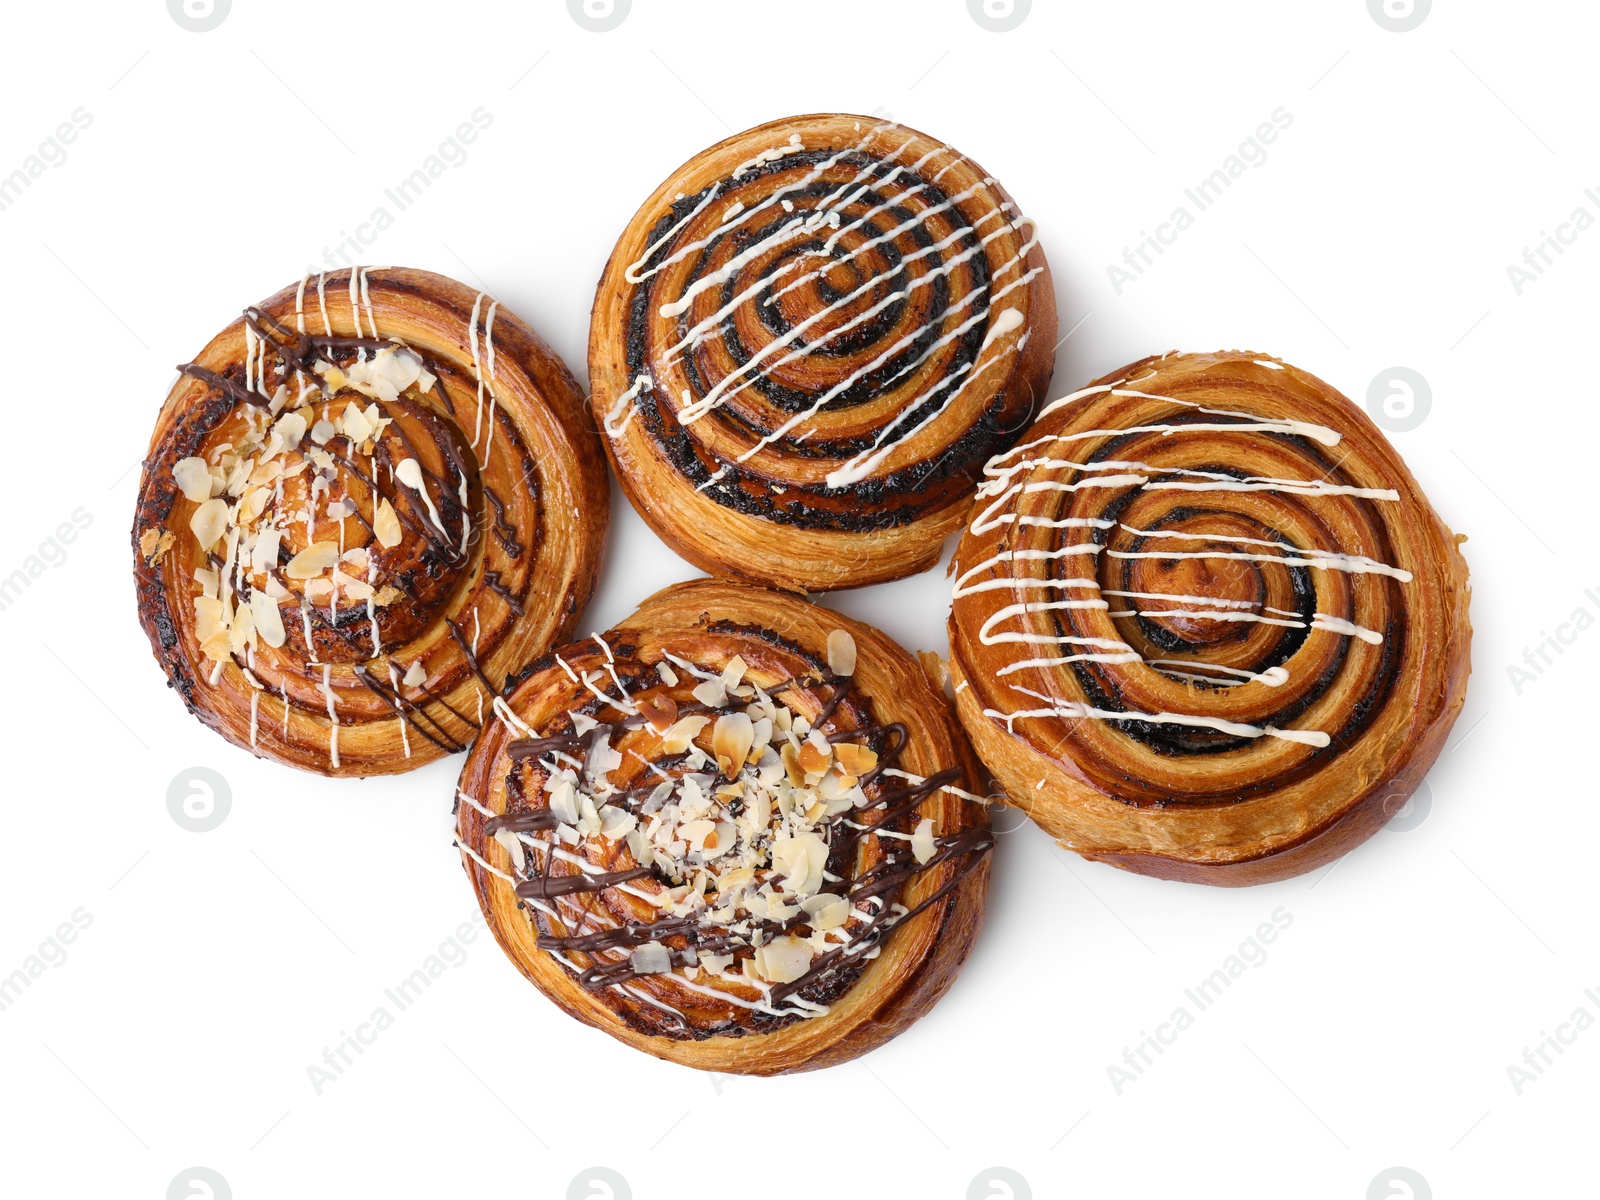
[[948, 351, 1471, 885], [454, 578, 992, 1073], [132, 267, 608, 776], [589, 113, 1056, 592]]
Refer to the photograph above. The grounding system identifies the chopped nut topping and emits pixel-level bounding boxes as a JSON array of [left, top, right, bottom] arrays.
[[139, 528, 174, 565]]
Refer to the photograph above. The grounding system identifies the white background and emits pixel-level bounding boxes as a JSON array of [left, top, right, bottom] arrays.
[[0, 2, 1593, 1197]]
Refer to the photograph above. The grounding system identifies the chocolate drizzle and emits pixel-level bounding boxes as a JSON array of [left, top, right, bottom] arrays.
[[467, 638, 992, 1039]]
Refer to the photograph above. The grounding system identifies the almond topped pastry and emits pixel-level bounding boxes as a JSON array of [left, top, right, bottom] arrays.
[[133, 267, 608, 775], [455, 579, 992, 1073]]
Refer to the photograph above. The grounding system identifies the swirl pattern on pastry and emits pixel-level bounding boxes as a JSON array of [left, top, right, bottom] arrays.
[[132, 267, 608, 776], [948, 351, 1471, 884], [590, 113, 1056, 591], [454, 579, 992, 1073]]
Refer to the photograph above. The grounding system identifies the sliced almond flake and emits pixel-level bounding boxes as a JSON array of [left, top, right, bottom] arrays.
[[251, 526, 282, 573], [626, 828, 655, 867], [284, 540, 339, 579], [800, 893, 850, 931], [640, 693, 678, 732], [660, 713, 711, 754], [249, 591, 287, 648], [826, 629, 857, 677], [797, 738, 831, 776], [492, 828, 526, 872], [237, 486, 270, 526], [172, 457, 213, 502], [691, 677, 726, 708], [771, 831, 827, 896], [198, 627, 232, 662], [193, 595, 224, 642], [630, 942, 672, 976], [720, 655, 747, 688], [911, 817, 937, 864], [712, 711, 754, 777], [272, 410, 308, 452], [548, 779, 580, 825], [781, 743, 806, 787], [753, 935, 813, 984], [834, 743, 878, 776], [402, 659, 427, 687], [188, 498, 230, 550], [656, 662, 679, 686], [228, 604, 255, 656], [373, 498, 403, 548]]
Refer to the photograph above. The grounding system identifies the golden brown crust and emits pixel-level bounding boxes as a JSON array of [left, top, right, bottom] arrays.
[[948, 351, 1472, 885], [455, 578, 991, 1074], [589, 113, 1056, 592], [132, 267, 609, 776]]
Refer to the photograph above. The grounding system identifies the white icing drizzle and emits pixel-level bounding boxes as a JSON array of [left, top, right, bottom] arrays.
[[990, 684, 1331, 748], [603, 373, 652, 437], [622, 122, 1040, 495], [961, 370, 1414, 748], [320, 663, 340, 769]]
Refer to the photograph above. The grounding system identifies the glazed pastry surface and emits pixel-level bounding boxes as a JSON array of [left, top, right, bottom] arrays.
[[455, 579, 992, 1073], [133, 267, 608, 776], [948, 351, 1471, 885], [590, 113, 1056, 591]]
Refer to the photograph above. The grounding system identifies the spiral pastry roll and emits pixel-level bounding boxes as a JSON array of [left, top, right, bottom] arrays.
[[590, 113, 1056, 591], [454, 579, 992, 1073], [948, 351, 1471, 885], [132, 267, 608, 776]]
